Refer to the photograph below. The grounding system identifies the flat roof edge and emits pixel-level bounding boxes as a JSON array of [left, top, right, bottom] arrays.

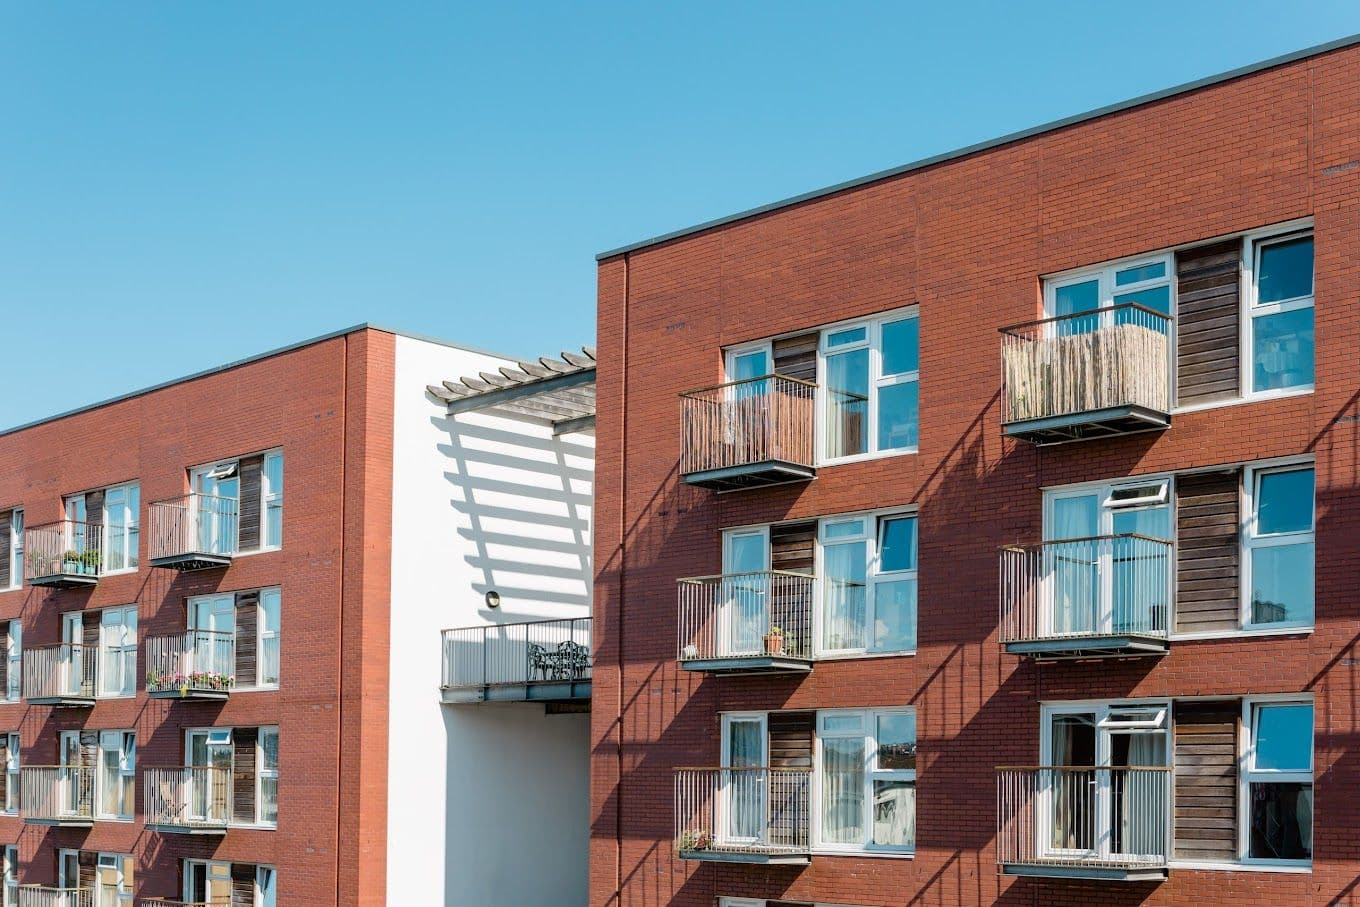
[[595, 32, 1360, 261], [0, 322, 518, 438]]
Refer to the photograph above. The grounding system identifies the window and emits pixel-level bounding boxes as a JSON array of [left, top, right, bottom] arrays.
[[98, 606, 138, 697], [821, 311, 919, 461], [1046, 255, 1173, 326], [2, 845, 16, 903], [6, 509, 20, 589], [4, 622, 19, 702], [1243, 700, 1313, 862], [191, 460, 241, 555], [1244, 464, 1315, 629], [95, 853, 133, 906], [4, 733, 18, 814], [185, 861, 232, 905], [1248, 232, 1314, 394], [97, 731, 135, 820], [259, 588, 281, 687], [820, 514, 917, 655], [816, 709, 915, 853], [256, 866, 277, 907], [258, 727, 279, 826], [102, 483, 140, 573], [262, 452, 283, 549]]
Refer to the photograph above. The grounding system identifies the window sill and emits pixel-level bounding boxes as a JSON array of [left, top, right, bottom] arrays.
[[815, 650, 917, 662], [1169, 859, 1311, 874], [819, 447, 919, 468], [1173, 626, 1314, 642], [101, 568, 138, 578], [232, 546, 282, 560], [1174, 386, 1313, 416], [229, 821, 278, 831], [234, 685, 281, 694], [96, 816, 134, 824], [812, 848, 915, 860]]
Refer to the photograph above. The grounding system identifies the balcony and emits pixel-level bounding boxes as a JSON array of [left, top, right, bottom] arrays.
[[139, 901, 228, 907], [441, 617, 591, 705], [22, 645, 96, 706], [146, 630, 235, 700], [996, 766, 1170, 882], [1000, 305, 1172, 444], [20, 765, 94, 826], [679, 375, 816, 491], [673, 767, 811, 865], [677, 571, 814, 673], [144, 766, 231, 834], [999, 534, 1172, 659], [22, 521, 102, 587], [147, 493, 238, 570], [15, 887, 92, 907]]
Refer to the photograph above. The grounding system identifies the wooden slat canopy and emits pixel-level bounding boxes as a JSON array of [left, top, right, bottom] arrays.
[[428, 346, 596, 433]]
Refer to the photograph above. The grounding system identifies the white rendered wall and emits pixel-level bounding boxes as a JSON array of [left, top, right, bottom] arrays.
[[387, 334, 592, 907]]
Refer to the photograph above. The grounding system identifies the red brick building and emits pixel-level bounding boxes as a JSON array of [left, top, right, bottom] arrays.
[[590, 35, 1360, 907]]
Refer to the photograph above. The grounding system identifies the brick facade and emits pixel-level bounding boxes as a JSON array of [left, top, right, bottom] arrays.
[[591, 41, 1360, 907], [0, 327, 396, 905]]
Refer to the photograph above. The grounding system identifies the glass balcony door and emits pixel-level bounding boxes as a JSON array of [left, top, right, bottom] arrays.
[[720, 529, 769, 658], [193, 464, 240, 555], [721, 715, 767, 845]]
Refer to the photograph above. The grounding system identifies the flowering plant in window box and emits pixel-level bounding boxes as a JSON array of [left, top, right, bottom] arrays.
[[146, 669, 235, 696]]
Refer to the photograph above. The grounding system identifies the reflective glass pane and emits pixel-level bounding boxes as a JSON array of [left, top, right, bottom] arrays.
[[1113, 285, 1171, 317], [729, 350, 768, 381], [1257, 236, 1314, 304], [820, 737, 865, 845], [1250, 542, 1314, 625], [823, 519, 864, 540], [1054, 280, 1100, 316], [873, 579, 916, 652], [1115, 261, 1166, 285], [1256, 468, 1314, 535], [876, 713, 916, 769], [827, 327, 867, 348], [878, 517, 917, 572], [877, 381, 918, 451], [1253, 704, 1313, 771], [825, 348, 869, 458], [872, 780, 915, 847], [1249, 782, 1312, 859], [1253, 307, 1315, 391], [881, 318, 919, 375]]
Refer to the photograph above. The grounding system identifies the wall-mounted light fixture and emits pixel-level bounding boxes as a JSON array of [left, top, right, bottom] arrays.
[[485, 590, 501, 609]]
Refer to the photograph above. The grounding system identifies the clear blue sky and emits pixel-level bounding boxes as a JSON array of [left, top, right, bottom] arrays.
[[2, 2, 1358, 427]]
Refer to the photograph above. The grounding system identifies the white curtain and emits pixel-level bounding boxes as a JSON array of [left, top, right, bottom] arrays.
[[1117, 732, 1166, 857], [820, 737, 865, 845], [727, 721, 763, 841], [1050, 497, 1097, 635], [822, 541, 866, 650]]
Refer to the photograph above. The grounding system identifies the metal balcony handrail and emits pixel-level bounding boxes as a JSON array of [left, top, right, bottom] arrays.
[[679, 374, 818, 477], [22, 644, 97, 700], [996, 764, 1172, 772], [673, 766, 812, 855], [998, 302, 1174, 338], [143, 765, 232, 827], [679, 372, 818, 398], [20, 765, 94, 820], [22, 520, 104, 580], [676, 569, 815, 584], [147, 492, 240, 560], [1000, 532, 1173, 551], [145, 629, 236, 694], [676, 570, 816, 662], [441, 617, 592, 690]]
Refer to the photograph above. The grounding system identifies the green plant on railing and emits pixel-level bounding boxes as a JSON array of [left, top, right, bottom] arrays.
[[678, 829, 712, 851]]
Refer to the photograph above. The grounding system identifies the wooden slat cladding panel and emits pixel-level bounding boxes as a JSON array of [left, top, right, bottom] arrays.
[[1176, 470, 1241, 633], [230, 863, 256, 907], [1173, 700, 1240, 861], [81, 611, 101, 653], [769, 521, 815, 574], [233, 727, 258, 823], [235, 590, 259, 685], [1175, 240, 1241, 406], [768, 711, 813, 848], [0, 621, 9, 696], [772, 332, 818, 383], [238, 455, 264, 551], [0, 511, 10, 588]]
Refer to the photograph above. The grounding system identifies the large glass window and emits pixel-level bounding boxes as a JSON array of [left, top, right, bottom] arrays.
[[1250, 233, 1314, 394], [4, 622, 19, 702], [4, 733, 18, 814], [821, 312, 919, 461], [103, 483, 140, 573], [259, 588, 281, 688], [6, 510, 20, 590], [1046, 256, 1172, 335], [817, 709, 915, 852], [1245, 701, 1313, 862], [262, 452, 284, 549], [98, 606, 138, 697], [819, 514, 917, 655], [97, 731, 135, 820], [1245, 465, 1315, 628], [259, 727, 279, 826]]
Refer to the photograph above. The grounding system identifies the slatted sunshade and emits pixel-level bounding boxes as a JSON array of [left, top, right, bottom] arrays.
[[427, 346, 596, 434]]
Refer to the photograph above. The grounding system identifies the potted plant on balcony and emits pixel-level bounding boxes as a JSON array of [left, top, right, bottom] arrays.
[[763, 626, 785, 656], [61, 549, 82, 574], [679, 829, 711, 852], [77, 548, 101, 575]]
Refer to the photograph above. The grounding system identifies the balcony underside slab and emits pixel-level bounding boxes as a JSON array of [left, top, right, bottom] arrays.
[[441, 679, 591, 705], [1005, 636, 1169, 660], [680, 656, 813, 674], [680, 848, 810, 866], [1003, 405, 1170, 445], [24, 817, 93, 828], [148, 552, 233, 571], [1001, 861, 1168, 882], [682, 460, 816, 492], [26, 696, 95, 708], [148, 689, 231, 702], [147, 823, 228, 835], [27, 573, 99, 589]]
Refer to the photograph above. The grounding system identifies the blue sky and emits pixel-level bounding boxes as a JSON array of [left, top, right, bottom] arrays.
[[2, 2, 1358, 427]]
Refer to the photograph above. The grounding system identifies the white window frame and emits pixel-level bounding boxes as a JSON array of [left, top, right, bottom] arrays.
[[96, 605, 138, 699], [100, 482, 140, 575], [257, 587, 281, 689], [1241, 461, 1315, 632], [56, 849, 78, 889], [261, 450, 284, 550], [6, 509, 20, 590], [257, 726, 279, 827], [255, 865, 277, 907], [1242, 226, 1315, 401], [817, 308, 920, 465], [812, 707, 916, 856], [1239, 695, 1314, 868], [814, 510, 918, 657], [4, 621, 19, 702], [184, 860, 232, 905], [1043, 253, 1175, 320], [3, 844, 16, 901], [4, 733, 18, 814], [95, 730, 135, 821], [723, 341, 773, 382]]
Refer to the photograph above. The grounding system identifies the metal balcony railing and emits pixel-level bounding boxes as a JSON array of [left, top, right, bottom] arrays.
[[147, 493, 239, 567], [996, 766, 1171, 873], [23, 645, 97, 703], [998, 534, 1173, 653], [1000, 305, 1173, 441], [677, 571, 815, 664], [20, 766, 94, 824], [145, 631, 235, 698], [15, 888, 92, 907], [441, 618, 591, 698], [144, 766, 232, 831], [679, 375, 817, 488], [673, 767, 811, 861], [22, 520, 103, 584], [138, 901, 230, 907]]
